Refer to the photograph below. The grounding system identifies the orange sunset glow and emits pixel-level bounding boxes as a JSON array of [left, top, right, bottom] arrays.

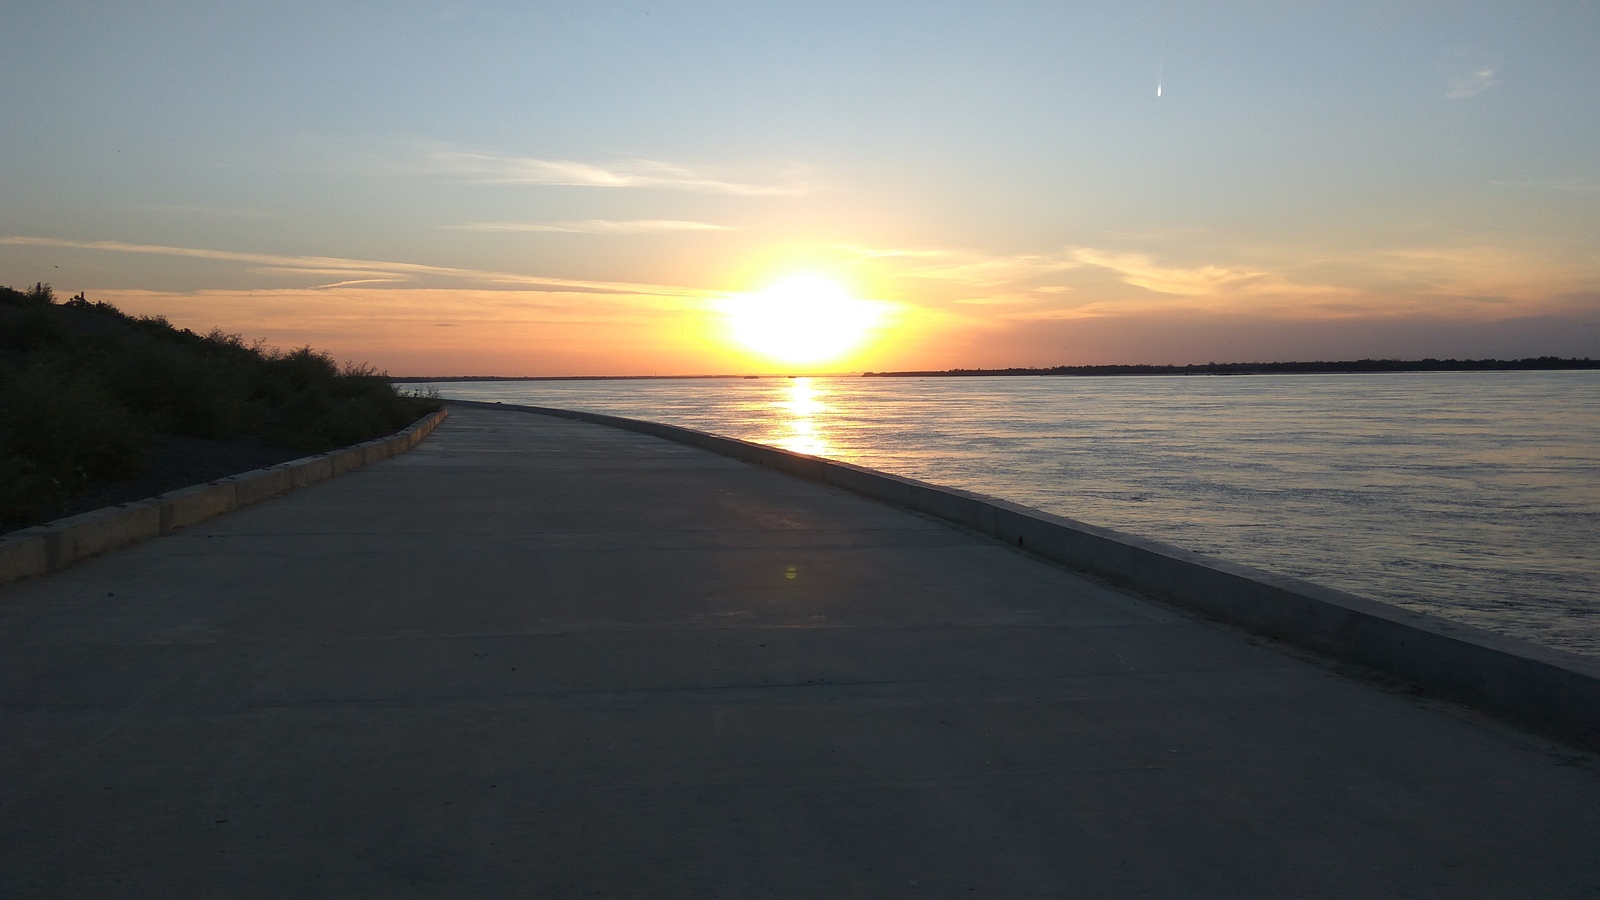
[[2, 6, 1596, 373]]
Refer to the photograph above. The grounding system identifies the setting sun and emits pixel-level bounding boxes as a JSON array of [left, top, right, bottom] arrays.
[[719, 274, 887, 367]]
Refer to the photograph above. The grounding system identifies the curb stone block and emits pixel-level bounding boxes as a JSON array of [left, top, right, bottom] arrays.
[[43, 503, 162, 569], [329, 448, 363, 476], [291, 457, 334, 488], [158, 482, 237, 533], [0, 408, 447, 587], [0, 529, 49, 583], [231, 467, 294, 506]]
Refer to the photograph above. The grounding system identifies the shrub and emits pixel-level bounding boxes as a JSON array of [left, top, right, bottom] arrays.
[[0, 285, 438, 522], [0, 363, 143, 520]]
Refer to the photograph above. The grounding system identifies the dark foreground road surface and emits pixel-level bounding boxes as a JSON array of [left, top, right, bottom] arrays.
[[2, 406, 1597, 897]]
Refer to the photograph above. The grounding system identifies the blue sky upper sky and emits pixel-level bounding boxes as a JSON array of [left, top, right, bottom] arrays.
[[3, 1, 1597, 373]]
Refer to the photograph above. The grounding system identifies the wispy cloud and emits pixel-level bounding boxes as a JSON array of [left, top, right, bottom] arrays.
[[385, 142, 814, 195], [952, 296, 1038, 305], [443, 219, 737, 234], [836, 244, 1079, 287], [0, 235, 706, 297], [1066, 248, 1332, 299], [832, 244, 944, 261], [840, 243, 1305, 299], [136, 205, 268, 218], [314, 278, 408, 289], [1447, 67, 1500, 100], [835, 238, 1590, 321], [1359, 244, 1591, 304], [250, 266, 393, 278], [284, 136, 818, 195], [915, 254, 1081, 287]]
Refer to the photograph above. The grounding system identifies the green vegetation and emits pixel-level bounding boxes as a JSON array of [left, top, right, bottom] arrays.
[[0, 283, 439, 523]]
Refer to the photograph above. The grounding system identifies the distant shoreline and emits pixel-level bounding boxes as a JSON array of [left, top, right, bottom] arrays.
[[391, 357, 1599, 382], [861, 358, 1600, 377]]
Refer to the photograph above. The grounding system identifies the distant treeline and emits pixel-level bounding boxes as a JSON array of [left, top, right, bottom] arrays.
[[0, 283, 439, 522], [862, 358, 1600, 377]]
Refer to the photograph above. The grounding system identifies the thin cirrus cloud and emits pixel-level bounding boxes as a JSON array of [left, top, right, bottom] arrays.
[[0, 236, 707, 297], [312, 278, 410, 289], [1446, 67, 1500, 100], [839, 242, 1354, 315], [1065, 248, 1333, 300], [396, 142, 814, 196], [246, 265, 410, 289], [443, 219, 738, 234], [836, 244, 1075, 288], [136, 205, 269, 218], [843, 240, 1583, 321]]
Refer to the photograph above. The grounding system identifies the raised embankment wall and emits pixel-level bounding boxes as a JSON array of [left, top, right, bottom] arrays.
[[449, 399, 1600, 752], [0, 409, 448, 587]]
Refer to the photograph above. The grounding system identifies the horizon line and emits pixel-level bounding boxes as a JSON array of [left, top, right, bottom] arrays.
[[388, 356, 1600, 383]]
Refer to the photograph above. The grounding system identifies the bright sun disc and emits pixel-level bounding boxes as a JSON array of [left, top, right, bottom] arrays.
[[722, 275, 883, 366]]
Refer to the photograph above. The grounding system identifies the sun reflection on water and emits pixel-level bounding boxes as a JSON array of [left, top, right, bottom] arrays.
[[771, 377, 833, 457]]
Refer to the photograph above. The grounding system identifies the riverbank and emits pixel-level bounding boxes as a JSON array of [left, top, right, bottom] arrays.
[[2, 404, 1595, 896]]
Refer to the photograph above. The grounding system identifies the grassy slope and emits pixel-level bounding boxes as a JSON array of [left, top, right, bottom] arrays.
[[0, 283, 439, 523]]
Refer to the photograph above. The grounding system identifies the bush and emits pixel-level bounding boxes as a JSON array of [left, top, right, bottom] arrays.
[[0, 363, 144, 520], [0, 285, 438, 522]]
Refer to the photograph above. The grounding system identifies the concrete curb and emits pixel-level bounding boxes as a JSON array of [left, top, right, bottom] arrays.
[[452, 399, 1600, 751], [0, 409, 448, 587]]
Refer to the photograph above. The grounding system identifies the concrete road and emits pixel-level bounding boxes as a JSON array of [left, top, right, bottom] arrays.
[[2, 406, 1597, 898]]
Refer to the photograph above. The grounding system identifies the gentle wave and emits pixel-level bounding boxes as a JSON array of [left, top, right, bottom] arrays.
[[417, 372, 1600, 656]]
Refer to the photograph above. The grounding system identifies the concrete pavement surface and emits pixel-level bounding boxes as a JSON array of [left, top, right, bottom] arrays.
[[2, 405, 1598, 897]]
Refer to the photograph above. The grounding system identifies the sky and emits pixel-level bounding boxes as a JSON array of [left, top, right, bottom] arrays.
[[3, 1, 1598, 375]]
